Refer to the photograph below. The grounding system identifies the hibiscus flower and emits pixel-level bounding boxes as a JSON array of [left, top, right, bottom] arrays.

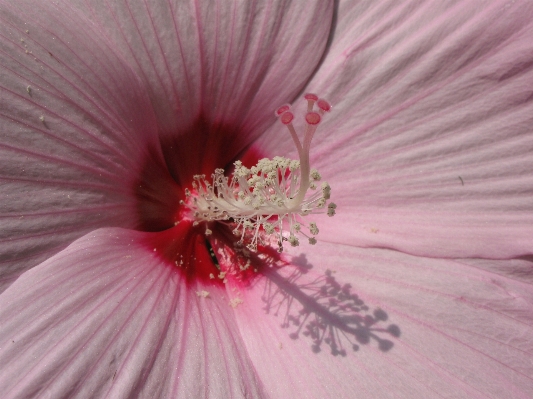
[[1, 0, 532, 398]]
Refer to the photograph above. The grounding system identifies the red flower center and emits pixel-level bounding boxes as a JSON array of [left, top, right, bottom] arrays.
[[132, 97, 334, 287], [132, 114, 263, 285]]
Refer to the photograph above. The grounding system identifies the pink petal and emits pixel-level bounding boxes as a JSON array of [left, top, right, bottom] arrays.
[[0, 1, 176, 292], [229, 243, 533, 398], [258, 0, 533, 259], [0, 228, 267, 398], [69, 0, 334, 180]]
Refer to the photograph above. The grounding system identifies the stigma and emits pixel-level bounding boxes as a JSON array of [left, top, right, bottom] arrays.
[[181, 94, 336, 253]]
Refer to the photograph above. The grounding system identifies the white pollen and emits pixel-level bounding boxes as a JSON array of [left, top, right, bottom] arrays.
[[288, 235, 299, 247], [239, 260, 251, 271], [310, 169, 321, 181], [229, 297, 244, 308], [196, 290, 210, 298]]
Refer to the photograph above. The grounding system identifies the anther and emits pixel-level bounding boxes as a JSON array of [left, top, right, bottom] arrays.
[[288, 235, 299, 247]]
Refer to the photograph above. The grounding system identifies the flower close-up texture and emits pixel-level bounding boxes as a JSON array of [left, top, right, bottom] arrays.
[[1, 0, 533, 398]]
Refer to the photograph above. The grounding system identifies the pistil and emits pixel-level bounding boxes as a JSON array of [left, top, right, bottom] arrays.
[[182, 95, 336, 253]]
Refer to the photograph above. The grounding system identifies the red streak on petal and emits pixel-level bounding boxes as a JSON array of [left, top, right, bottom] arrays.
[[142, 220, 224, 286]]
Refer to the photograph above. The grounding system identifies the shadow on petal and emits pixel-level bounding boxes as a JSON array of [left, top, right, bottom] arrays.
[[259, 252, 401, 356], [209, 225, 401, 357]]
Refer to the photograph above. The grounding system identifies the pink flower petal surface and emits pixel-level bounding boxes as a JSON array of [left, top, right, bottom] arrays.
[[69, 0, 333, 182], [259, 0, 533, 259], [0, 1, 166, 292], [228, 243, 533, 398], [0, 228, 267, 398]]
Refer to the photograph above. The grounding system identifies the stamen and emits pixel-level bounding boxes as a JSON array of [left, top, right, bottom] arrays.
[[183, 95, 337, 254]]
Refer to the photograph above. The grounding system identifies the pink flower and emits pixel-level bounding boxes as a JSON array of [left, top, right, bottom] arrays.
[[1, 0, 532, 398]]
